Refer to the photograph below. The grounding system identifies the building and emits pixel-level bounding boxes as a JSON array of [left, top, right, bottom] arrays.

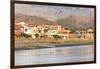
[[48, 29, 58, 38], [85, 29, 94, 39], [58, 28, 71, 40], [15, 22, 71, 40], [29, 24, 62, 39], [14, 22, 25, 37]]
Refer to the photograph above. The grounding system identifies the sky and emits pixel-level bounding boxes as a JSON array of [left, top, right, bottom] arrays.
[[15, 3, 94, 21]]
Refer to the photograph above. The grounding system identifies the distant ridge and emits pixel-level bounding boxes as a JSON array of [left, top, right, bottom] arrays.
[[15, 14, 56, 25], [56, 15, 94, 30], [15, 14, 94, 30]]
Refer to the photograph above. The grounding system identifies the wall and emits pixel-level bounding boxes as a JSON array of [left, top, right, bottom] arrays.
[[0, 0, 100, 69]]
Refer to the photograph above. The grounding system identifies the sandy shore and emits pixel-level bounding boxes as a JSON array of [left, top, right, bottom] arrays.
[[15, 42, 94, 50], [15, 37, 94, 50]]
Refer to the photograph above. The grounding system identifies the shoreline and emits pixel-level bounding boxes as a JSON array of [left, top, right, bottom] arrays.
[[15, 43, 94, 51]]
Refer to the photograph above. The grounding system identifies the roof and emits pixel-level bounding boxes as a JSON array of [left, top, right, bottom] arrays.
[[87, 29, 93, 32], [15, 22, 25, 25]]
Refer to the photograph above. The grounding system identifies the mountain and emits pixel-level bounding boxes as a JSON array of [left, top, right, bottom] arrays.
[[15, 14, 94, 31], [56, 15, 94, 30], [15, 14, 54, 25]]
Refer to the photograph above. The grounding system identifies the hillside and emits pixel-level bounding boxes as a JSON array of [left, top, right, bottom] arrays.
[[15, 14, 94, 30], [15, 14, 54, 25], [56, 15, 94, 30]]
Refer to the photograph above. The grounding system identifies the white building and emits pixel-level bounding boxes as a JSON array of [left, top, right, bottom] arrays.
[[21, 23, 71, 40], [58, 29, 71, 40], [24, 26, 32, 35], [48, 29, 58, 38]]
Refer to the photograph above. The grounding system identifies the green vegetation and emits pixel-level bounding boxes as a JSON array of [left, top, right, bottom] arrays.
[[34, 33, 39, 38], [22, 33, 32, 38], [52, 35, 61, 40]]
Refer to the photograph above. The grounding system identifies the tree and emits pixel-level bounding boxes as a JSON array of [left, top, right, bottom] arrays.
[[52, 35, 61, 40], [34, 33, 39, 38], [22, 33, 31, 38]]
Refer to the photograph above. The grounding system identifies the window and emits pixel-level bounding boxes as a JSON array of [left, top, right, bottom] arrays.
[[53, 31, 55, 33], [25, 29, 27, 32]]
